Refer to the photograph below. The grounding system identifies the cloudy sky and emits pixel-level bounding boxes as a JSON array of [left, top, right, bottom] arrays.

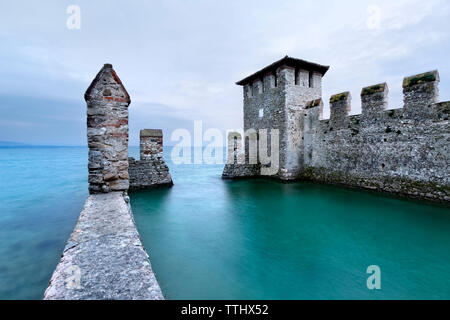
[[0, 0, 449, 146]]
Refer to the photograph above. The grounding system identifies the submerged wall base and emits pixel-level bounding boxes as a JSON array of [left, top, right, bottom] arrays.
[[44, 192, 164, 300]]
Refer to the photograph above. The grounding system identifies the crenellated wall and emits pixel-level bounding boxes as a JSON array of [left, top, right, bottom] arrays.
[[304, 70, 449, 202]]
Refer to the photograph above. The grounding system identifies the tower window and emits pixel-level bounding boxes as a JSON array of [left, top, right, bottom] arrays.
[[259, 108, 264, 118], [274, 72, 278, 87], [295, 68, 299, 85], [309, 72, 314, 88]]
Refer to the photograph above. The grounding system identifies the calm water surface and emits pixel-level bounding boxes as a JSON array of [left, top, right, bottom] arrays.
[[131, 154, 450, 300], [0, 147, 87, 299], [0, 147, 449, 299]]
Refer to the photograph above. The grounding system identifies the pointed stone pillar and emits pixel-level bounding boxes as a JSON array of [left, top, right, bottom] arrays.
[[85, 64, 130, 194]]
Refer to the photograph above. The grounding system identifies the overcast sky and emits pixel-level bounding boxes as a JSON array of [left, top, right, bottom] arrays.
[[0, 0, 449, 145]]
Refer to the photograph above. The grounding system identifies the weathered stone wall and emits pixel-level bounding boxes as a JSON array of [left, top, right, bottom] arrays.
[[306, 71, 449, 202], [238, 65, 324, 180], [140, 129, 163, 161], [85, 64, 130, 194], [284, 69, 323, 179], [129, 129, 173, 189], [222, 131, 260, 178]]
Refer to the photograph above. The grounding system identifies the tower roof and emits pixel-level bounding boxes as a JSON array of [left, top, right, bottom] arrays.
[[84, 64, 130, 103], [236, 55, 329, 86]]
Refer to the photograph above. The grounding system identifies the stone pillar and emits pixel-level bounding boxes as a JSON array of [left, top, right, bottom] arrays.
[[226, 131, 244, 165], [330, 92, 351, 129], [85, 64, 130, 194], [140, 129, 163, 161]]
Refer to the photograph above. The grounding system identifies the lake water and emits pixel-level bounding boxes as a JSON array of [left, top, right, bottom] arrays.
[[0, 147, 449, 299]]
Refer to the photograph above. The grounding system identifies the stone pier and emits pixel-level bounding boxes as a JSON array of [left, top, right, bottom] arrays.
[[44, 64, 164, 300]]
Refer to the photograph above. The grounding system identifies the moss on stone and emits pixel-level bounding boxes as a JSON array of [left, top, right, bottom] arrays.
[[403, 71, 437, 88], [361, 83, 386, 96], [330, 92, 349, 103], [306, 99, 322, 108]]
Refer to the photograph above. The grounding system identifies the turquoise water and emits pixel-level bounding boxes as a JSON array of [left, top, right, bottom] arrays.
[[0, 147, 449, 299], [131, 156, 450, 300], [0, 147, 88, 299]]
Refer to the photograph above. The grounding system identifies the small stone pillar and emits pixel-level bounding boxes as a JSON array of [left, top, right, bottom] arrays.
[[140, 129, 163, 161], [226, 131, 244, 165], [85, 64, 130, 194], [361, 82, 388, 121], [403, 70, 439, 118], [330, 92, 351, 129]]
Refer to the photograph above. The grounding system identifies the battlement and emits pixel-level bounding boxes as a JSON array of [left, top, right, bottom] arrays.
[[403, 70, 439, 118], [241, 56, 328, 99], [361, 82, 388, 121], [329, 92, 351, 128], [320, 70, 443, 128]]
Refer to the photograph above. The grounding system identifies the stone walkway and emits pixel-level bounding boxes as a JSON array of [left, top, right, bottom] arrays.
[[44, 192, 164, 300]]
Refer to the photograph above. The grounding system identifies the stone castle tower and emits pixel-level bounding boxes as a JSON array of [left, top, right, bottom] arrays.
[[229, 55, 329, 180]]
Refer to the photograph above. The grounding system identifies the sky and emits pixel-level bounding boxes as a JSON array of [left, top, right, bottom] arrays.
[[0, 0, 449, 146]]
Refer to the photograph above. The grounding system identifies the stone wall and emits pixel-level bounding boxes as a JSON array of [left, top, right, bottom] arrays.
[[242, 65, 324, 180], [85, 64, 130, 194], [222, 131, 260, 178], [306, 71, 449, 202], [140, 129, 163, 161], [224, 64, 449, 203], [129, 129, 173, 189]]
